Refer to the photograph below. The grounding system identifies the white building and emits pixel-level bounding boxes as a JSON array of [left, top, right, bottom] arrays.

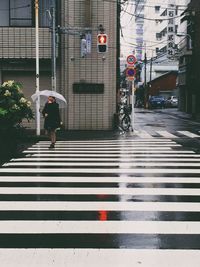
[[140, 0, 190, 86], [120, 0, 136, 58]]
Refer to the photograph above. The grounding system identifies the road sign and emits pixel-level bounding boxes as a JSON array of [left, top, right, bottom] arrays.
[[127, 55, 137, 65], [126, 67, 136, 80], [86, 33, 92, 54]]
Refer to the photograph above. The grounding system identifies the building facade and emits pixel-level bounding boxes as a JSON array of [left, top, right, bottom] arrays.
[[180, 0, 200, 118], [0, 0, 118, 130], [138, 0, 190, 97]]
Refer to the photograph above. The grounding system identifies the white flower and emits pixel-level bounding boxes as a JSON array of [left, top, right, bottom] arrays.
[[12, 104, 20, 110], [4, 90, 11, 97], [2, 82, 8, 87], [19, 97, 27, 104], [27, 101, 31, 107], [7, 80, 14, 87], [2, 80, 14, 87]]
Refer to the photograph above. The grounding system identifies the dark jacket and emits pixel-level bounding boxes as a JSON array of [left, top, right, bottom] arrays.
[[42, 102, 61, 130]]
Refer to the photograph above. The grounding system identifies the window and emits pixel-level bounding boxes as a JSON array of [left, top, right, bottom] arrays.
[[10, 0, 32, 26], [39, 0, 52, 27], [0, 0, 9, 26], [0, 0, 57, 27], [156, 33, 162, 40], [155, 6, 160, 13]]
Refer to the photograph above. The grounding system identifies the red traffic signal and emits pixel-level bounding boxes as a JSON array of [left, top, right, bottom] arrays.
[[97, 34, 108, 53], [97, 34, 107, 44]]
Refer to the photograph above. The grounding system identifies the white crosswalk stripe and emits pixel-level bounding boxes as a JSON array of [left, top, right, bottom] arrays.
[[130, 130, 200, 139], [0, 137, 200, 266], [177, 131, 200, 138], [156, 131, 178, 138], [130, 130, 154, 138]]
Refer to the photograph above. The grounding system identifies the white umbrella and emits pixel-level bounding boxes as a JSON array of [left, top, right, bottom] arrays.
[[31, 90, 67, 108]]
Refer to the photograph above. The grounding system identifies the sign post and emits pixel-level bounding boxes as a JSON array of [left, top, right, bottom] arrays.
[[131, 84, 136, 132], [126, 55, 137, 131]]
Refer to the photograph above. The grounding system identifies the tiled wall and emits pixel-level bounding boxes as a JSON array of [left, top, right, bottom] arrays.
[[0, 28, 51, 59], [61, 0, 117, 130]]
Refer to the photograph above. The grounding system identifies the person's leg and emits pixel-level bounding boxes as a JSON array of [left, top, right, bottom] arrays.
[[49, 130, 56, 148], [51, 130, 56, 144]]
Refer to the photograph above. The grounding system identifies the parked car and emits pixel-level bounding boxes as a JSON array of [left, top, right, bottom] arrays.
[[148, 96, 166, 109], [165, 96, 178, 108]]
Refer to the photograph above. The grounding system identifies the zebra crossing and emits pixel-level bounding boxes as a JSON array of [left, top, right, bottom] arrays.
[[131, 129, 200, 138], [0, 136, 200, 266]]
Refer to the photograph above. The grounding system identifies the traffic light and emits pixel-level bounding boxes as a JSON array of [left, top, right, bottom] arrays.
[[97, 34, 108, 53]]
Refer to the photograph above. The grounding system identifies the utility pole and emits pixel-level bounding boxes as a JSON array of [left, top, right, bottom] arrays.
[[144, 52, 147, 87], [35, 0, 40, 135], [144, 52, 148, 108], [50, 0, 56, 91], [150, 57, 153, 83]]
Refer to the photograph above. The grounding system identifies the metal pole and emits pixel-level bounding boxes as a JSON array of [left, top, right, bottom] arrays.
[[131, 81, 134, 131], [116, 0, 121, 113], [35, 0, 40, 136], [150, 57, 153, 83], [144, 52, 147, 87], [51, 0, 56, 91]]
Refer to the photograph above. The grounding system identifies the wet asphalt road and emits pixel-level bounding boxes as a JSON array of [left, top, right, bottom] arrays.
[[0, 108, 200, 266], [134, 108, 200, 152]]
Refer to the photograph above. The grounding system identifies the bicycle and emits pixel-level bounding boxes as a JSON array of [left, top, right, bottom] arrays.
[[118, 104, 132, 133]]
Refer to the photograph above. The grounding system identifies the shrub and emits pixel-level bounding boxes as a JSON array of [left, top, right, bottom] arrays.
[[0, 80, 34, 129]]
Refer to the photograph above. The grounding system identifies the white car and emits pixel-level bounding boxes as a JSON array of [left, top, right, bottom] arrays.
[[166, 96, 178, 108]]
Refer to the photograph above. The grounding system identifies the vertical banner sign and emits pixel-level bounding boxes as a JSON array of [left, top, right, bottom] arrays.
[[167, 5, 175, 58], [86, 33, 92, 54]]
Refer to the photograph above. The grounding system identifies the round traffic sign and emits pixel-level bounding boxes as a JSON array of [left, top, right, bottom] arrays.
[[126, 67, 136, 76], [127, 55, 137, 65], [126, 67, 136, 81]]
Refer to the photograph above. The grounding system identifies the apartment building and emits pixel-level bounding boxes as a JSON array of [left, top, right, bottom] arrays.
[[120, 0, 136, 57], [139, 0, 190, 96], [133, 0, 145, 61], [178, 0, 200, 118], [0, 0, 118, 130]]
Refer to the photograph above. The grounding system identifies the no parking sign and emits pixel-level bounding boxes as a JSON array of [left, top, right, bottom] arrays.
[[126, 67, 136, 81], [127, 55, 137, 66]]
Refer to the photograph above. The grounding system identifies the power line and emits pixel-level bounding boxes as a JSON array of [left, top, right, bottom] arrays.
[[0, 4, 31, 11], [122, 8, 184, 21], [125, 1, 187, 11], [99, 0, 188, 10], [121, 32, 169, 46]]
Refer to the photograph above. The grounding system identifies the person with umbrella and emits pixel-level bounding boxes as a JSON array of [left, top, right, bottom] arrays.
[[42, 95, 62, 148]]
